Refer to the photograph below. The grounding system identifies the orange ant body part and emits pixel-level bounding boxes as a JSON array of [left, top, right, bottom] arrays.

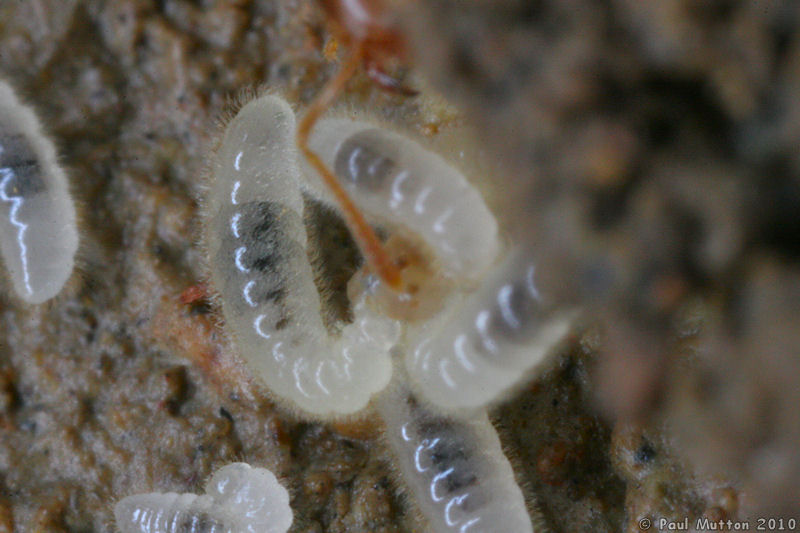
[[297, 0, 416, 292], [321, 0, 417, 95]]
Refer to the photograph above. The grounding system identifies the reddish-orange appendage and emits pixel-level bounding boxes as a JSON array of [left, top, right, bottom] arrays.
[[296, 0, 420, 290], [180, 282, 208, 305], [321, 0, 404, 51], [321, 0, 415, 94], [297, 42, 403, 290]]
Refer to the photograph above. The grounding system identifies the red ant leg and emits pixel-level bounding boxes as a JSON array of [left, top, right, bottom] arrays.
[[297, 41, 403, 290]]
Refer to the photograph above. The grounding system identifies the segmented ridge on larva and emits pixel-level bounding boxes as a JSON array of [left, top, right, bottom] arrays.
[[377, 386, 533, 533], [298, 110, 568, 410], [0, 80, 78, 304], [114, 462, 293, 533], [205, 94, 400, 417], [301, 119, 500, 281], [407, 250, 572, 410]]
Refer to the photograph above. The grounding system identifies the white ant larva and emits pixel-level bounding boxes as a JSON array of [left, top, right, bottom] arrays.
[[0, 80, 78, 304], [114, 462, 293, 533], [301, 118, 500, 282], [377, 385, 534, 533], [203, 93, 565, 531], [204, 94, 401, 417], [406, 249, 573, 410]]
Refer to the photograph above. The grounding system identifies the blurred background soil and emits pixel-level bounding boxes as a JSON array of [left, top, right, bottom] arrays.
[[0, 0, 797, 531]]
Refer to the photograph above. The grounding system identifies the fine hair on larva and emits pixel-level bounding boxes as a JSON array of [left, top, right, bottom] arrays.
[[202, 91, 570, 532], [114, 462, 293, 533], [299, 117, 500, 282], [406, 249, 573, 410], [293, 108, 570, 411], [204, 93, 400, 417], [0, 79, 78, 304], [292, 101, 567, 531], [376, 384, 534, 533]]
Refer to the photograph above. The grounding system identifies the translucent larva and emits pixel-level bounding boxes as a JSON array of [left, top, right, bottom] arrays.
[[295, 109, 569, 410], [377, 386, 533, 533], [205, 94, 401, 417], [201, 94, 563, 531], [406, 250, 572, 410], [301, 118, 500, 281], [0, 80, 77, 304], [114, 462, 293, 533]]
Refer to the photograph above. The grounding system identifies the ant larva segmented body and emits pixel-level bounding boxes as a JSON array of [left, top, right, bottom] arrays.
[[205, 94, 400, 417], [299, 116, 501, 323], [300, 114, 571, 410], [406, 250, 573, 410], [114, 462, 292, 533], [301, 118, 500, 282], [0, 80, 78, 304], [377, 384, 535, 533]]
